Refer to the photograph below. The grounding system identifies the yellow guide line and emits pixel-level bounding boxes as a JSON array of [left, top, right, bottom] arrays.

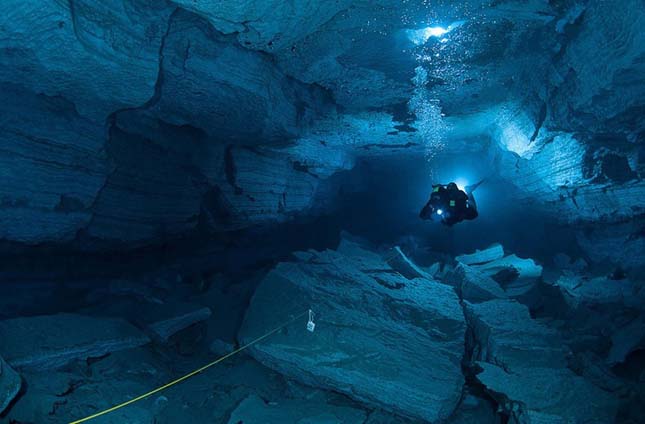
[[69, 310, 309, 424]]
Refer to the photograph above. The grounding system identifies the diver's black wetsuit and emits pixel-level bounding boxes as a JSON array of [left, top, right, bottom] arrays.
[[420, 182, 478, 226]]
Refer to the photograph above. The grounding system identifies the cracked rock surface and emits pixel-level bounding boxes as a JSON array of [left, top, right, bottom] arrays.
[[239, 239, 466, 422], [464, 299, 617, 423]]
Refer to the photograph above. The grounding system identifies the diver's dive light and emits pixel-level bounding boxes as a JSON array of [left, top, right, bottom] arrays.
[[436, 209, 443, 215]]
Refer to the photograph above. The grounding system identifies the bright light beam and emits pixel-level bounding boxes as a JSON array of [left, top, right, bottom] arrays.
[[406, 20, 466, 45], [454, 178, 468, 191], [424, 26, 448, 38]]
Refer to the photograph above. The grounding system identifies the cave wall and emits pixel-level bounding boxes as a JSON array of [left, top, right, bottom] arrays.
[[0, 1, 338, 248], [484, 0, 645, 268], [0, 0, 643, 264]]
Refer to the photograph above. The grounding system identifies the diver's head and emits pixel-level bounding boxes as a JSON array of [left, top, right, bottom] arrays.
[[447, 182, 458, 190]]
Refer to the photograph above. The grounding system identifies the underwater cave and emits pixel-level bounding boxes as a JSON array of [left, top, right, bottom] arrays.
[[0, 0, 644, 423]]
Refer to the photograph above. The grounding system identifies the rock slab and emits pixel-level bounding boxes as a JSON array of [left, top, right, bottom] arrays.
[[143, 304, 212, 342], [0, 313, 150, 371], [0, 355, 21, 414], [456, 244, 505, 266], [387, 246, 433, 280], [469, 254, 543, 298], [239, 239, 466, 422], [607, 315, 645, 365], [444, 264, 508, 303], [554, 275, 634, 308]]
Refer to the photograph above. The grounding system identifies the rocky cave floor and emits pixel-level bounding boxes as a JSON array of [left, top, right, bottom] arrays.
[[0, 235, 644, 424]]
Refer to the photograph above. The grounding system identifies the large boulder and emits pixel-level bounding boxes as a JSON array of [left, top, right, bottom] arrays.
[[454, 247, 543, 308], [0, 314, 150, 371], [469, 254, 543, 298], [607, 315, 645, 366], [464, 299, 617, 423], [547, 274, 645, 365], [456, 244, 505, 266], [140, 303, 212, 342], [576, 220, 645, 271], [239, 239, 466, 422], [386, 246, 433, 280], [444, 264, 508, 303], [552, 274, 636, 309], [0, 355, 21, 414]]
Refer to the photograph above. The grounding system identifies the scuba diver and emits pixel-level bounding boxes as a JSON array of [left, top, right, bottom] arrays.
[[420, 180, 484, 226]]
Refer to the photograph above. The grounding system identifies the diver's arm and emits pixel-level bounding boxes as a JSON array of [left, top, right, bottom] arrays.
[[419, 200, 433, 220], [465, 194, 478, 219], [467, 192, 477, 211], [465, 178, 486, 195]]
